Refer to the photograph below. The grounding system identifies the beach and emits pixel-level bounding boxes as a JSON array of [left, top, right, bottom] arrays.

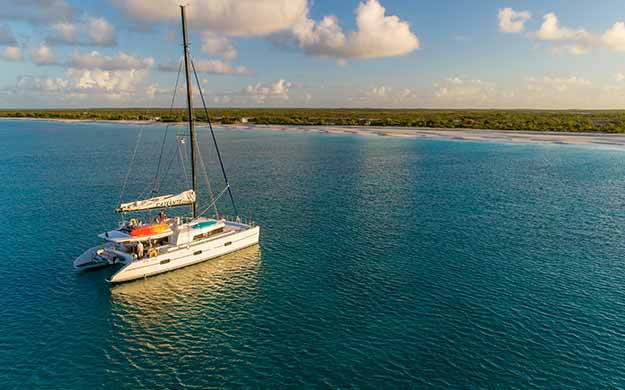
[[4, 117, 625, 148], [240, 124, 625, 148]]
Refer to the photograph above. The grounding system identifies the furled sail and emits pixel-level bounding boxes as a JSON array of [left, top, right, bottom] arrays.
[[117, 190, 196, 213]]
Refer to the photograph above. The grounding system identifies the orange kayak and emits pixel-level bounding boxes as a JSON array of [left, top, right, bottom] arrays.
[[130, 223, 169, 237]]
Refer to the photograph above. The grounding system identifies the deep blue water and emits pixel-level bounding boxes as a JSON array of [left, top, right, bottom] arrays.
[[2, 119, 625, 388]]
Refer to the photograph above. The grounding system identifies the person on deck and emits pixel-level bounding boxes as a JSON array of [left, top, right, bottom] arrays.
[[159, 209, 167, 223], [136, 241, 144, 258]]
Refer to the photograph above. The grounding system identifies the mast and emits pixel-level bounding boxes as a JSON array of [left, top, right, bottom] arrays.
[[180, 5, 198, 218]]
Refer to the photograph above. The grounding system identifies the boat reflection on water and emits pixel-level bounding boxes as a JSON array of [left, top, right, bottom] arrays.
[[109, 245, 262, 323]]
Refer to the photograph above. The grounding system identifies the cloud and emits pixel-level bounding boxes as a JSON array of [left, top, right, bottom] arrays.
[[526, 76, 591, 92], [6, 64, 159, 106], [30, 44, 59, 65], [243, 79, 291, 102], [87, 17, 116, 46], [293, 0, 419, 60], [0, 24, 17, 45], [112, 0, 417, 62], [520, 11, 625, 55], [498, 8, 530, 33], [158, 58, 251, 75], [68, 68, 146, 94], [434, 77, 498, 105], [17, 75, 69, 92], [111, 0, 308, 36], [428, 75, 603, 109], [17, 68, 146, 96], [349, 85, 418, 106], [535, 13, 591, 45], [0, 0, 75, 23], [616, 73, 625, 82], [48, 17, 116, 46], [1, 46, 23, 61], [205, 79, 298, 105], [200, 31, 237, 60], [367, 85, 390, 97], [50, 22, 76, 42], [70, 51, 155, 70], [602, 22, 625, 52]]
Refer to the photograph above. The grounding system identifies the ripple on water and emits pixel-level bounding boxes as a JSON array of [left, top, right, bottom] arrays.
[[2, 121, 625, 388]]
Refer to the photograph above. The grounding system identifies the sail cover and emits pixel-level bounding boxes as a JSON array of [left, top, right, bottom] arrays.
[[117, 190, 196, 213]]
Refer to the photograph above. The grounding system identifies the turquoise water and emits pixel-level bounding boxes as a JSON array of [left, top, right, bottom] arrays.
[[2, 119, 625, 388]]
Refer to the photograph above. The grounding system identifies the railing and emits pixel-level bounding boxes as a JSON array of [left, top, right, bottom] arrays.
[[120, 215, 257, 227]]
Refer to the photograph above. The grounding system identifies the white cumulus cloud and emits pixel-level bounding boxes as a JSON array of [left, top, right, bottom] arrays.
[[498, 8, 531, 33], [244, 79, 291, 102], [434, 77, 497, 105], [526, 76, 591, 92], [86, 17, 116, 46], [50, 22, 76, 42], [47, 17, 116, 46], [516, 11, 625, 55], [68, 68, 145, 93], [602, 22, 625, 52], [111, 0, 308, 37], [293, 0, 419, 61], [70, 51, 155, 70], [535, 13, 589, 43], [30, 43, 59, 65], [1, 46, 22, 61], [17, 75, 69, 92], [201, 31, 237, 60]]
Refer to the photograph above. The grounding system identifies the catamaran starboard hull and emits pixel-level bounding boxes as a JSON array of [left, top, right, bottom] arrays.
[[108, 226, 259, 283]]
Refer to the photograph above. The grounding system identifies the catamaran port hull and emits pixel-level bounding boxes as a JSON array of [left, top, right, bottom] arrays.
[[109, 225, 260, 283], [74, 245, 128, 271]]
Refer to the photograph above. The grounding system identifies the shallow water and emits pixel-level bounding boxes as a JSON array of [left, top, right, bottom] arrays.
[[2, 120, 625, 388]]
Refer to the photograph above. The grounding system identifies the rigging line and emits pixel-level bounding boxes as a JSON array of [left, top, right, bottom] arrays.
[[119, 126, 144, 203], [198, 185, 229, 217], [157, 123, 191, 195], [148, 125, 189, 198], [136, 138, 174, 200], [196, 139, 219, 218], [152, 144, 178, 197], [191, 58, 239, 217], [151, 59, 183, 195], [177, 135, 190, 184]]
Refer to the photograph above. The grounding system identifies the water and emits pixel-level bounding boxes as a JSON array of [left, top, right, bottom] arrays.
[[2, 119, 625, 388]]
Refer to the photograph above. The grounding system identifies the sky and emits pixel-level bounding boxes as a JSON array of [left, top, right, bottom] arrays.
[[2, 0, 625, 109]]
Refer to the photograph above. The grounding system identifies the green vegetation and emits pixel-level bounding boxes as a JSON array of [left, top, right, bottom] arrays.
[[3, 108, 625, 133]]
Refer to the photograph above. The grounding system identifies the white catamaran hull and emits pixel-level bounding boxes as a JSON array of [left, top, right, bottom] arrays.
[[109, 225, 259, 283]]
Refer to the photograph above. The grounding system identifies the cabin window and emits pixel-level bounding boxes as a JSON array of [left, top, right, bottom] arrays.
[[160, 259, 170, 265], [193, 250, 202, 256], [224, 242, 232, 246]]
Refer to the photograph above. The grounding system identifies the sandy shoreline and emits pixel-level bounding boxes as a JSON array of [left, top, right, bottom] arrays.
[[3, 116, 625, 149]]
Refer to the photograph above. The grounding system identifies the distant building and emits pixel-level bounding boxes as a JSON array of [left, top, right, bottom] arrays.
[[240, 117, 248, 123]]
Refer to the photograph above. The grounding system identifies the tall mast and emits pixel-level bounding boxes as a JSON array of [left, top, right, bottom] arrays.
[[180, 5, 198, 218]]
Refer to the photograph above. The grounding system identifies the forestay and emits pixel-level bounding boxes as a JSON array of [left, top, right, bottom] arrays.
[[117, 189, 196, 213]]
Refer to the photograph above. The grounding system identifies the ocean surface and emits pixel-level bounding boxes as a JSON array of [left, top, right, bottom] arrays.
[[2, 119, 625, 389]]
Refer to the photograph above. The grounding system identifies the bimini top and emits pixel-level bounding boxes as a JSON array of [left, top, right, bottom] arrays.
[[117, 189, 196, 213]]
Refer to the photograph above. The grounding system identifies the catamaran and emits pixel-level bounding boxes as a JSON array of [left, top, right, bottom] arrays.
[[74, 5, 260, 283]]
